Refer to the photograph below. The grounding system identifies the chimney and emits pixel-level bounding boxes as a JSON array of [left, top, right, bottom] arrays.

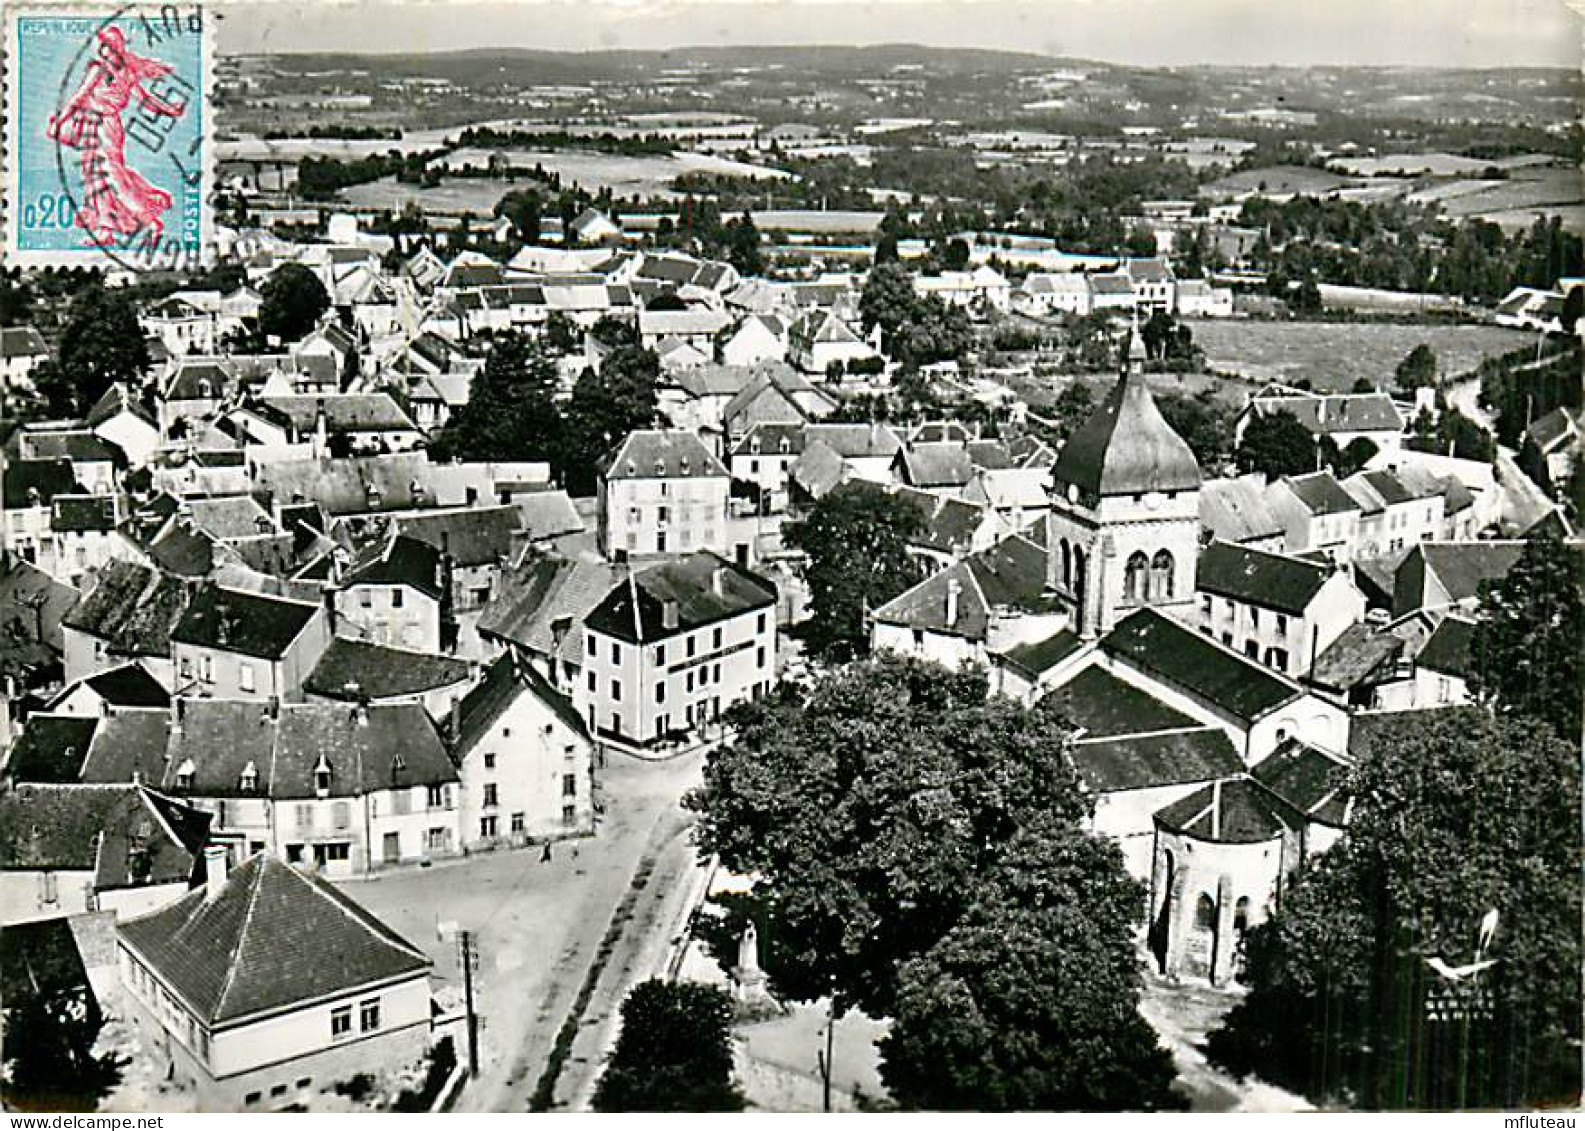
[[1210, 778, 1223, 840], [173, 697, 186, 736], [662, 599, 680, 631], [710, 565, 725, 598], [203, 844, 229, 900], [945, 576, 962, 626], [448, 695, 461, 746]]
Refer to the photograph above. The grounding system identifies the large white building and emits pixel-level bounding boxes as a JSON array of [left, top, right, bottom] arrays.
[[597, 430, 733, 561]]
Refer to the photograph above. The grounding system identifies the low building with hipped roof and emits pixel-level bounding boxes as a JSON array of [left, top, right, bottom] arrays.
[[171, 583, 330, 702], [117, 851, 434, 1110]]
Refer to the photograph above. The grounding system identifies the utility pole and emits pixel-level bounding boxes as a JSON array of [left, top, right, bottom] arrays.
[[459, 929, 480, 1077], [816, 1001, 835, 1112]]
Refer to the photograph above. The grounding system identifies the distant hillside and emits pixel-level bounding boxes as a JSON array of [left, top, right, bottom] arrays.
[[261, 42, 1070, 82]]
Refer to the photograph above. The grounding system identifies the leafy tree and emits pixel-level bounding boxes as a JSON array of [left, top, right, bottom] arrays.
[[1394, 344, 1438, 394], [429, 331, 561, 464], [1207, 709, 1580, 1110], [785, 481, 926, 658], [1156, 389, 1234, 472], [723, 211, 764, 277], [1234, 409, 1316, 479], [1350, 377, 1377, 394], [0, 272, 37, 327], [687, 656, 1091, 1017], [542, 311, 579, 354], [1319, 435, 1379, 478], [592, 980, 744, 1112], [1406, 405, 1495, 463], [892, 295, 975, 369], [1467, 529, 1582, 741], [1048, 381, 1095, 442], [258, 263, 330, 343], [49, 286, 151, 416], [942, 237, 971, 272], [0, 944, 123, 1110], [859, 261, 921, 345], [561, 344, 660, 494], [1124, 225, 1158, 258], [880, 817, 1180, 1111], [495, 189, 543, 242]]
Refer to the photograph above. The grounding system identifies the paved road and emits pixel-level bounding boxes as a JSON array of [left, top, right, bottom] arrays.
[[330, 746, 706, 1113]]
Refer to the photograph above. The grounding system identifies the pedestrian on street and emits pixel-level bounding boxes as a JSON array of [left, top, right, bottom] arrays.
[[541, 840, 553, 864]]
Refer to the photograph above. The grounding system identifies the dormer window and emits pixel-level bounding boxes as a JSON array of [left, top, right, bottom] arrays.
[[239, 761, 258, 792], [314, 754, 333, 797], [176, 758, 196, 791]]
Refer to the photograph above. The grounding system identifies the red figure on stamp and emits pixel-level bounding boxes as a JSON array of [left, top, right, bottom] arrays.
[[46, 26, 185, 246]]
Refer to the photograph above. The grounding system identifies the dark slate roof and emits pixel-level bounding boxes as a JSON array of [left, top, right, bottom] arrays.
[[1154, 776, 1309, 843], [2, 459, 81, 509], [147, 521, 219, 578], [305, 637, 471, 702], [1, 556, 78, 659], [0, 783, 207, 887], [1067, 726, 1242, 793], [1415, 614, 1478, 678], [163, 700, 457, 800], [584, 552, 776, 643], [1282, 471, 1358, 517], [996, 628, 1084, 678], [62, 561, 195, 659], [447, 652, 587, 753], [1196, 541, 1334, 616], [1358, 469, 1417, 507], [51, 494, 118, 533], [340, 534, 443, 600], [516, 491, 584, 541], [16, 430, 120, 464], [872, 532, 1054, 639], [1251, 738, 1352, 827], [1101, 608, 1302, 722], [78, 663, 171, 708], [599, 430, 728, 480], [0, 918, 94, 1021], [171, 585, 321, 660], [117, 854, 430, 1027], [1249, 392, 1403, 437], [1308, 623, 1404, 691], [1051, 369, 1200, 499], [476, 556, 622, 660], [1417, 541, 1527, 605], [895, 443, 976, 489], [892, 486, 988, 556], [1043, 665, 1198, 738], [3, 715, 98, 783], [802, 423, 902, 460], [386, 507, 523, 569], [79, 708, 172, 784]]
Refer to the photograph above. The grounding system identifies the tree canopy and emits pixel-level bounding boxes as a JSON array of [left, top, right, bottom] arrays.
[[1207, 708, 1580, 1110], [1467, 529, 1583, 741], [258, 262, 331, 343], [1234, 409, 1316, 479], [1394, 344, 1439, 394], [429, 330, 561, 466], [46, 286, 151, 416], [858, 262, 974, 369], [592, 980, 744, 1112], [785, 480, 926, 658], [561, 344, 661, 494], [685, 656, 1178, 1110], [880, 817, 1181, 1111]]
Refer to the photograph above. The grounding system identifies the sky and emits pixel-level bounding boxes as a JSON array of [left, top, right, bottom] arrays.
[[219, 0, 1584, 68]]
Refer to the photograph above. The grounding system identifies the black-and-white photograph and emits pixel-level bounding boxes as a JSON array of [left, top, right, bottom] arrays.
[[0, 0, 1580, 1117]]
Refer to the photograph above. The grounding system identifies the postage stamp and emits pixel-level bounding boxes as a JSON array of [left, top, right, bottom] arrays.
[[4, 4, 214, 271]]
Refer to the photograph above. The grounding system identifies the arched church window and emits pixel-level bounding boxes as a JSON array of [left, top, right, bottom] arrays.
[[1060, 540, 1072, 590], [1151, 550, 1175, 600], [1194, 893, 1217, 932], [1125, 552, 1149, 603], [1072, 548, 1087, 610]]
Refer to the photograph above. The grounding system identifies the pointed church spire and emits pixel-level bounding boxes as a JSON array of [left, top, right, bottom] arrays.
[[1124, 311, 1147, 374]]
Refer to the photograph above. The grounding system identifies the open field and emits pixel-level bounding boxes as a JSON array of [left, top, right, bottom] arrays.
[[434, 147, 789, 194], [1187, 319, 1535, 390], [342, 175, 522, 214]]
